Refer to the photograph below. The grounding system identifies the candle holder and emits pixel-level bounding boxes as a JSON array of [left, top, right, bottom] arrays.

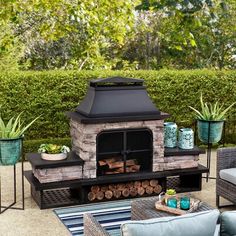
[[167, 197, 177, 208], [180, 196, 190, 210]]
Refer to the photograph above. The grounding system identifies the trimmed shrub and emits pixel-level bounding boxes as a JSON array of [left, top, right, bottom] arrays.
[[1, 70, 236, 143]]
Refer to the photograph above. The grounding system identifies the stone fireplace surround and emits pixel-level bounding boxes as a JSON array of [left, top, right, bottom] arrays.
[[70, 118, 199, 179]]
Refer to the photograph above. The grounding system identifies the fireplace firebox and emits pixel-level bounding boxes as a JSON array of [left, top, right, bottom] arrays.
[[97, 128, 153, 176]]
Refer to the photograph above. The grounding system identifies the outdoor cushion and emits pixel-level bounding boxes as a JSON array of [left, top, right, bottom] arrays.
[[220, 168, 236, 185], [121, 209, 220, 236], [220, 211, 236, 236]]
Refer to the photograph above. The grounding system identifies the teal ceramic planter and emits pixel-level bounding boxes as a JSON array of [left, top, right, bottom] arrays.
[[178, 128, 194, 149], [164, 122, 177, 148], [197, 119, 224, 144], [0, 137, 22, 165]]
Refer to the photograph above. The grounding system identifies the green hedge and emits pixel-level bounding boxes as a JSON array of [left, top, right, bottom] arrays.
[[1, 70, 236, 143]]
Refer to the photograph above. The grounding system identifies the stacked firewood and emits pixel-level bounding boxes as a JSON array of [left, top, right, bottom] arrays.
[[87, 179, 162, 201], [98, 158, 140, 174]]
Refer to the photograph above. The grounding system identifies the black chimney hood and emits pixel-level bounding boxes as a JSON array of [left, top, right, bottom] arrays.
[[67, 77, 169, 124]]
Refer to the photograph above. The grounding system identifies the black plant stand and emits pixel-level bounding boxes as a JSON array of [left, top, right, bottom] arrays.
[[196, 120, 225, 182], [0, 158, 25, 214]]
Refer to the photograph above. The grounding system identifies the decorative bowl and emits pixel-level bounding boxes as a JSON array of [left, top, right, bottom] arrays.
[[41, 153, 67, 161]]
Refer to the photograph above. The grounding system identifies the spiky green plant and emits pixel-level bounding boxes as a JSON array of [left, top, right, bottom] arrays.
[[189, 94, 235, 121], [166, 189, 176, 195], [0, 113, 40, 139]]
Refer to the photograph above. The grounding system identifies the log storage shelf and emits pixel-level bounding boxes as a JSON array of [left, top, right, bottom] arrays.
[[24, 149, 208, 209]]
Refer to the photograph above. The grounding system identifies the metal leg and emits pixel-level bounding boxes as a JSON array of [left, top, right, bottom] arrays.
[[206, 143, 212, 182], [0, 165, 18, 214], [0, 147, 25, 214], [216, 194, 220, 208]]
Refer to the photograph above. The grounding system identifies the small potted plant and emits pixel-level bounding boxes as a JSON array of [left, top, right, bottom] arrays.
[[189, 94, 235, 144], [38, 144, 70, 161], [165, 188, 176, 204], [0, 113, 39, 165]]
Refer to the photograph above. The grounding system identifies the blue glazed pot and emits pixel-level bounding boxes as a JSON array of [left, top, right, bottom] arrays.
[[197, 119, 224, 144], [178, 128, 194, 149], [0, 137, 22, 165], [164, 122, 177, 148]]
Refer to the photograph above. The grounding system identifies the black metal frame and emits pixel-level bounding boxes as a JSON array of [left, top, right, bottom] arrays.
[[195, 120, 226, 182], [25, 164, 208, 209], [0, 153, 24, 214], [96, 128, 153, 176]]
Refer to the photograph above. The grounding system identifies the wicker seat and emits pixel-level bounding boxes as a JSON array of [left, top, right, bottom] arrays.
[[83, 197, 214, 236], [216, 147, 236, 207]]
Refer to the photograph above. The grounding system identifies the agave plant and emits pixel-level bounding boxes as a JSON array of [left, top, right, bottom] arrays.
[[0, 113, 40, 138], [189, 94, 235, 121]]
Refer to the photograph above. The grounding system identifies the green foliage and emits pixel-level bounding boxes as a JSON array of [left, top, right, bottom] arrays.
[[1, 0, 235, 70], [166, 189, 176, 195], [1, 0, 136, 70], [0, 112, 40, 138], [132, 0, 236, 70], [0, 23, 25, 71], [189, 94, 236, 121], [0, 70, 236, 142], [38, 143, 70, 154]]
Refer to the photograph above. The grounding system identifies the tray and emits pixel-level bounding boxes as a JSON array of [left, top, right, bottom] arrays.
[[155, 197, 202, 215]]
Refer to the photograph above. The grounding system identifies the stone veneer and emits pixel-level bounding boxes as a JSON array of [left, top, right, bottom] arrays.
[[70, 119, 164, 179], [70, 118, 199, 179]]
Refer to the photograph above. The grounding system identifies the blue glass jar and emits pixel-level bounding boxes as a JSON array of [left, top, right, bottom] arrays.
[[167, 197, 177, 208], [180, 196, 190, 210]]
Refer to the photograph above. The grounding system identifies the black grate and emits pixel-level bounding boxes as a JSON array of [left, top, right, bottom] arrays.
[[166, 176, 181, 192], [31, 187, 80, 209]]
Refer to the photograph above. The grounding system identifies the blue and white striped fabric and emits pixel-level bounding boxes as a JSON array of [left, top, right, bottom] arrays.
[[54, 200, 131, 236]]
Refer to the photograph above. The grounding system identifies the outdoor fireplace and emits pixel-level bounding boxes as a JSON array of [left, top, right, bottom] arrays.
[[25, 76, 207, 209], [68, 77, 169, 179]]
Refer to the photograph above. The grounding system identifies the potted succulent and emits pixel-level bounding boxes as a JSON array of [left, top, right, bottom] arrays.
[[164, 188, 176, 204], [189, 94, 235, 144], [0, 113, 39, 165], [38, 144, 70, 161]]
